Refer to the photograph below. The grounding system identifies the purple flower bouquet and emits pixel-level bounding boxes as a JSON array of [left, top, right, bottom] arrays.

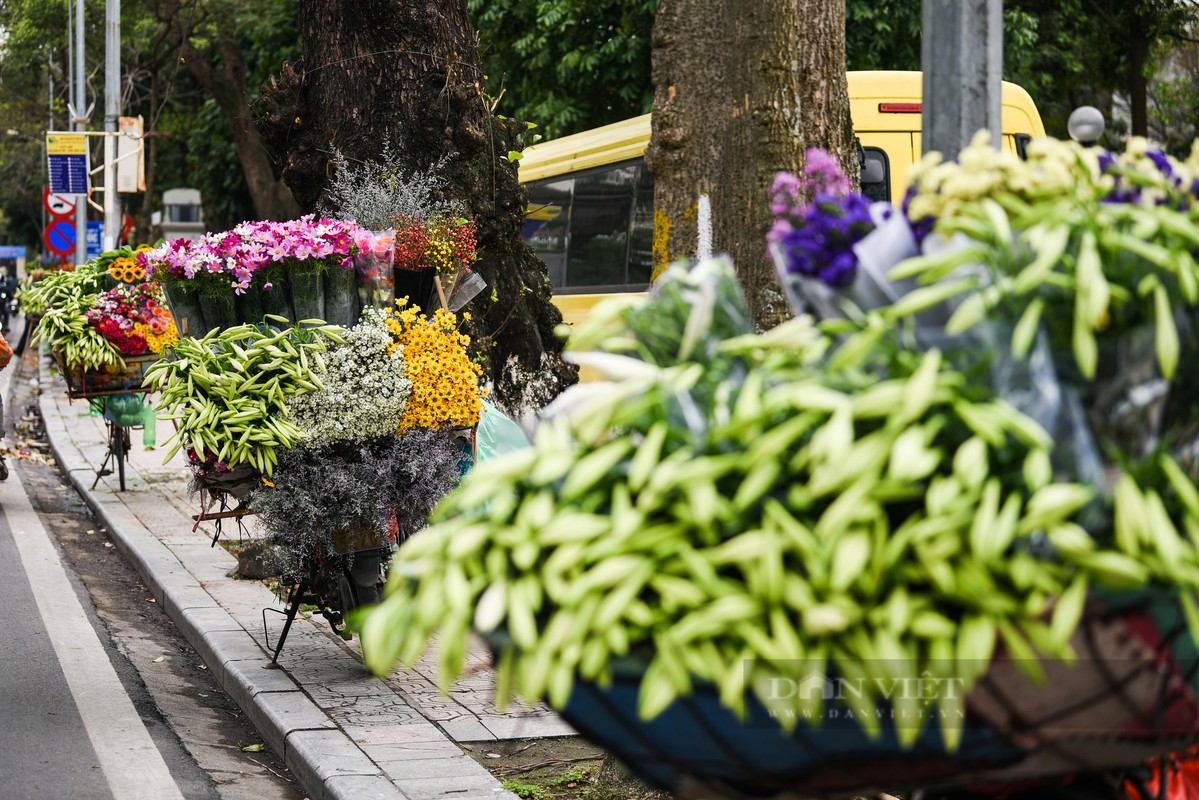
[[768, 149, 919, 320]]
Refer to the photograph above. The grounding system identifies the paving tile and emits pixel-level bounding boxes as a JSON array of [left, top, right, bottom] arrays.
[[340, 722, 451, 745], [373, 756, 489, 781], [394, 773, 508, 800], [437, 718, 497, 743], [479, 715, 577, 740], [360, 740, 465, 763]]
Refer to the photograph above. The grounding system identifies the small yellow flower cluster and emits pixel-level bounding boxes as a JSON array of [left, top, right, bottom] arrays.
[[425, 216, 476, 277], [108, 256, 146, 283], [384, 298, 483, 433], [135, 321, 179, 354]]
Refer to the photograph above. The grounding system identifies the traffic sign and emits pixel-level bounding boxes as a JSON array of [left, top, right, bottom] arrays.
[[46, 133, 89, 195], [0, 246, 27, 259], [43, 186, 76, 217], [86, 221, 103, 259], [44, 219, 77, 255]]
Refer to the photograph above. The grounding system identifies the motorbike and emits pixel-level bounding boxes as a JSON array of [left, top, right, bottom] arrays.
[[0, 287, 16, 332]]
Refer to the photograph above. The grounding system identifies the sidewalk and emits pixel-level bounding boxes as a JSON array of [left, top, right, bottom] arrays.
[[34, 349, 574, 800]]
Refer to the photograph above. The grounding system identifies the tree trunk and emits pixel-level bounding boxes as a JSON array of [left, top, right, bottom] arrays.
[[256, 0, 576, 414], [647, 0, 854, 331]]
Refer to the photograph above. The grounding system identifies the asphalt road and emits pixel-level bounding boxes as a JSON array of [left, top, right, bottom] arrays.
[[0, 315, 303, 800], [0, 490, 115, 799], [0, 314, 186, 800]]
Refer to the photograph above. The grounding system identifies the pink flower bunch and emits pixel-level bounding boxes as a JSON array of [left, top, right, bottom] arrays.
[[137, 215, 366, 294]]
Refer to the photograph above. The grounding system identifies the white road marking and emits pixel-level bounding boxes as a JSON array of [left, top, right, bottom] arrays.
[[3, 468, 186, 800]]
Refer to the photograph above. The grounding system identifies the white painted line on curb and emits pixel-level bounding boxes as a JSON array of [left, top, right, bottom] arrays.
[[3, 468, 186, 800]]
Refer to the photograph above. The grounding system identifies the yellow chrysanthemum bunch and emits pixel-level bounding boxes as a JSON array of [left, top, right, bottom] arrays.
[[108, 256, 146, 283], [385, 298, 482, 433]]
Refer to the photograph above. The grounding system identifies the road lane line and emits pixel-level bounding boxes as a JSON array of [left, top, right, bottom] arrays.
[[2, 468, 186, 800]]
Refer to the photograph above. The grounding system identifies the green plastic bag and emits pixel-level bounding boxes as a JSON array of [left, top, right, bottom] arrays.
[[475, 400, 529, 463]]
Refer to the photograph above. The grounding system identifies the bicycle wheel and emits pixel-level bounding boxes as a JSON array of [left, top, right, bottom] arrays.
[[115, 424, 129, 491]]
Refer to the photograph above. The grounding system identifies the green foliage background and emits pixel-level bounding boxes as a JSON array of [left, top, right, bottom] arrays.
[[0, 0, 1194, 257]]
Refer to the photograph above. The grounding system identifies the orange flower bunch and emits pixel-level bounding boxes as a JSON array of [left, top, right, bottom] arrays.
[[108, 256, 146, 283], [384, 298, 482, 433], [133, 308, 179, 354]]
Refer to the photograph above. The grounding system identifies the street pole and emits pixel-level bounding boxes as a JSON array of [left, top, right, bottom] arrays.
[[921, 0, 1003, 157], [103, 0, 120, 251], [73, 0, 87, 266]]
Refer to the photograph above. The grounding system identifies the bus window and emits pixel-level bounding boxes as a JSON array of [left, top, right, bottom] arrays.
[[525, 178, 572, 289], [567, 165, 637, 289], [860, 147, 890, 203], [628, 163, 654, 286]]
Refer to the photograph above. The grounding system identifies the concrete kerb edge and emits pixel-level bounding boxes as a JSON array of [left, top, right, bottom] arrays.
[[34, 371, 408, 800]]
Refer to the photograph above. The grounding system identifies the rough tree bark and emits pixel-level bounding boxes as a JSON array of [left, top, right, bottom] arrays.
[[647, 0, 856, 331], [256, 0, 576, 413]]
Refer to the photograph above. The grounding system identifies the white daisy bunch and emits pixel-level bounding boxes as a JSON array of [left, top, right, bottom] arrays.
[[286, 307, 413, 447]]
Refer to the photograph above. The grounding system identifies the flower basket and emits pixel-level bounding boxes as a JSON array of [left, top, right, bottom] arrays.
[[191, 464, 262, 502], [55, 351, 158, 400], [330, 521, 391, 556], [534, 589, 1199, 797]]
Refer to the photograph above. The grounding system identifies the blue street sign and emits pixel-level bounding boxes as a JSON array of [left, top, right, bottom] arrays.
[[0, 246, 27, 259], [45, 219, 76, 255], [46, 133, 90, 195], [86, 221, 103, 259]]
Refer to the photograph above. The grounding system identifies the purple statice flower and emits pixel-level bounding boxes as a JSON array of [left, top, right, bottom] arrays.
[[778, 191, 874, 288], [803, 148, 851, 197], [770, 171, 802, 217]]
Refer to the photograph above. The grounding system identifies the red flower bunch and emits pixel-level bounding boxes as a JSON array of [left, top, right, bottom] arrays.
[[393, 215, 431, 272], [391, 213, 478, 276]]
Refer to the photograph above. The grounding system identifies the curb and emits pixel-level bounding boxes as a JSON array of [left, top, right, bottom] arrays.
[[36, 358, 410, 800]]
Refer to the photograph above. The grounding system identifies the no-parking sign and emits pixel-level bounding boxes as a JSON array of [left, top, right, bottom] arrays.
[[43, 186, 76, 217]]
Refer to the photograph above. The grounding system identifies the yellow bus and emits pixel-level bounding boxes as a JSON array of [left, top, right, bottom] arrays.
[[519, 71, 1046, 327]]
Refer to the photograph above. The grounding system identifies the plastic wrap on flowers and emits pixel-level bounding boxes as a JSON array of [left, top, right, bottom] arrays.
[[199, 292, 238, 331], [161, 282, 206, 338], [353, 229, 397, 310], [259, 274, 295, 325], [233, 285, 266, 326], [322, 265, 361, 327], [290, 269, 324, 321]]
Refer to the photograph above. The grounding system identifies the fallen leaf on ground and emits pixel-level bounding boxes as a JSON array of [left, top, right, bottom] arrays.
[[241, 743, 265, 753]]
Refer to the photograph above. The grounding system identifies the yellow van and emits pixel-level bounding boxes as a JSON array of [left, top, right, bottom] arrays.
[[520, 70, 1046, 327]]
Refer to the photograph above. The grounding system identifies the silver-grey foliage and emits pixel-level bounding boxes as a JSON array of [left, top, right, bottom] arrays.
[[319, 139, 459, 230]]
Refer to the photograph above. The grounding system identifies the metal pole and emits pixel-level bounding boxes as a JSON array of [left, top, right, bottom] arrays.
[[103, 0, 120, 251], [74, 0, 87, 266], [921, 0, 1003, 157]]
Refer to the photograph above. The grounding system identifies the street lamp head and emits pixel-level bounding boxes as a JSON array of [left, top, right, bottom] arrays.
[[1067, 106, 1106, 147]]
